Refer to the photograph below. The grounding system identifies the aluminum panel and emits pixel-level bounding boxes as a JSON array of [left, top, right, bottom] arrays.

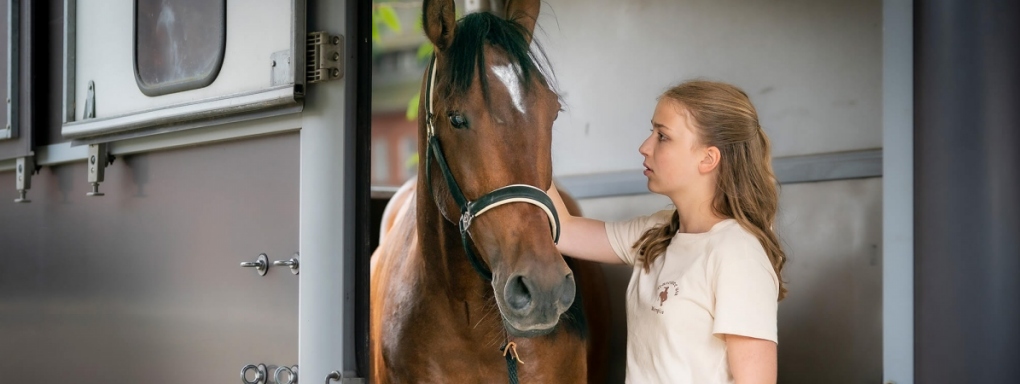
[[0, 0, 32, 159], [0, 133, 299, 383]]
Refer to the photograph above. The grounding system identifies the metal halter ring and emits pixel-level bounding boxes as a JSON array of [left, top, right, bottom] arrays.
[[459, 210, 475, 232], [275, 365, 298, 384], [240, 364, 267, 384]]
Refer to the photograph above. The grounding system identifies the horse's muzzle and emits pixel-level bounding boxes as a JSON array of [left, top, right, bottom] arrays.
[[500, 271, 576, 336]]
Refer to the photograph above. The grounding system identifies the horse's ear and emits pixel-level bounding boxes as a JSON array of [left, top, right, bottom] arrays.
[[504, 0, 540, 44], [423, 0, 457, 52]]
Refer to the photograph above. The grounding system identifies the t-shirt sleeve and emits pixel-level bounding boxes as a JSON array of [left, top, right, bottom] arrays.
[[711, 240, 780, 343], [604, 209, 673, 266]]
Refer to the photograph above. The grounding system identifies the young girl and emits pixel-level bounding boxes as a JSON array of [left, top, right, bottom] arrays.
[[549, 80, 785, 383]]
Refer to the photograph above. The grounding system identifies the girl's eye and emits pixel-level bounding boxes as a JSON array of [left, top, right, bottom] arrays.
[[657, 132, 667, 142], [448, 112, 469, 129]]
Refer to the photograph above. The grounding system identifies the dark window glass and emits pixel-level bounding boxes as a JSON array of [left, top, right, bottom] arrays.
[[134, 0, 226, 96]]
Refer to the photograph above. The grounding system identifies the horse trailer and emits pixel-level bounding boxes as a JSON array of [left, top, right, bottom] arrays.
[[2, 0, 1018, 383]]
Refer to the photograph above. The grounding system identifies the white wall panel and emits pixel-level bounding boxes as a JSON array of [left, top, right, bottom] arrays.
[[539, 0, 881, 176]]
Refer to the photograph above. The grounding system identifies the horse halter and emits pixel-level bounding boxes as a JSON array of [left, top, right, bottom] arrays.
[[423, 55, 561, 282]]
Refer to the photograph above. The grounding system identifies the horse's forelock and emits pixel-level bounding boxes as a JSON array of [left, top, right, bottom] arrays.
[[443, 12, 556, 108]]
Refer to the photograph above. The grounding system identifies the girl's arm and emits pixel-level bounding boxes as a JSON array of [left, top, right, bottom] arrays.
[[725, 334, 777, 384], [548, 183, 624, 264]]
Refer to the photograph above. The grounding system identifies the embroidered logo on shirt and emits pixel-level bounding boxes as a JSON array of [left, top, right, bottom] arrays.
[[651, 281, 679, 315]]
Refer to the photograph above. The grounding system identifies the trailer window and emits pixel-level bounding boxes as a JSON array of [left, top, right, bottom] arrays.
[[134, 0, 226, 96]]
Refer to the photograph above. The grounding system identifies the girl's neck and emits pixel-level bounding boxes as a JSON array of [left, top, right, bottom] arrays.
[[669, 185, 726, 234]]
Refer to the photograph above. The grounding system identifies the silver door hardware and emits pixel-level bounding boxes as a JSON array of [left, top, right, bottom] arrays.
[[86, 143, 113, 196], [14, 156, 36, 203], [240, 253, 270, 276], [324, 371, 340, 384], [273, 253, 300, 275], [307, 32, 343, 83], [240, 363, 268, 384], [325, 371, 364, 384], [84, 80, 96, 119], [275, 365, 298, 384]]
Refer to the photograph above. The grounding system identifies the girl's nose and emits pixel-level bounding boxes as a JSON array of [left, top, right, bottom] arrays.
[[638, 134, 654, 157]]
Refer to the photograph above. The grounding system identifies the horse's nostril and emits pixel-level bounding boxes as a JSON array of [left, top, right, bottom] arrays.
[[505, 275, 533, 312], [559, 273, 576, 308]]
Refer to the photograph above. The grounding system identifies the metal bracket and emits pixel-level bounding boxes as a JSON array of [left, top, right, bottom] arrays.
[[86, 143, 113, 196], [271, 50, 293, 87], [14, 156, 36, 203], [307, 32, 343, 83]]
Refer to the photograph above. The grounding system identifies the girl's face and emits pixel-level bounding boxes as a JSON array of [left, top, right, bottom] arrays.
[[639, 99, 708, 196]]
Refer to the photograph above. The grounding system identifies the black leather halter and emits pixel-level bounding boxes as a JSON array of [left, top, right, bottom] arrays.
[[423, 55, 561, 282]]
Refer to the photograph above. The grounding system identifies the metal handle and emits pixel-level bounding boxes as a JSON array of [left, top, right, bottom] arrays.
[[240, 253, 270, 276], [240, 363, 267, 384], [273, 253, 300, 275], [275, 365, 298, 384], [325, 370, 341, 384]]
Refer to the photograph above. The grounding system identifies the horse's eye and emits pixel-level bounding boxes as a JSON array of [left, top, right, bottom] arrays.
[[448, 112, 469, 129]]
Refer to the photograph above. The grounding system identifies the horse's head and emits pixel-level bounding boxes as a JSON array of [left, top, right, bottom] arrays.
[[422, 0, 572, 337]]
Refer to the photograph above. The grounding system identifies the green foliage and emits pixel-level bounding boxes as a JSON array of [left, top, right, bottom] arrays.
[[406, 93, 420, 121], [372, 4, 401, 42]]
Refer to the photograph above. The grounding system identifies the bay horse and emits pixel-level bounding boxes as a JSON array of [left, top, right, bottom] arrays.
[[370, 0, 610, 382]]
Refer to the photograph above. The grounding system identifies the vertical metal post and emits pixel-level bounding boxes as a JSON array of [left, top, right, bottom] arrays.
[[882, 0, 913, 383], [300, 0, 360, 381], [916, 0, 1020, 382]]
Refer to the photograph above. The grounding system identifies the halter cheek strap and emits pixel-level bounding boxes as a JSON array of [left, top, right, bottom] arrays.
[[423, 55, 561, 281]]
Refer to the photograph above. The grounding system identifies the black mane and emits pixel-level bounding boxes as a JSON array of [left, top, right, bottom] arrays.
[[444, 12, 556, 106]]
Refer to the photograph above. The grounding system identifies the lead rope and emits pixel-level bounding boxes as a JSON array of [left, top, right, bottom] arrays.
[[500, 340, 524, 384]]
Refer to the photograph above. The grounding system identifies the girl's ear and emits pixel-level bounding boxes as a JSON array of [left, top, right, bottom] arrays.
[[699, 146, 721, 174]]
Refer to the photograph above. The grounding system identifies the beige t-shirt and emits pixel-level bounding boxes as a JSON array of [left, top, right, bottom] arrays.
[[606, 210, 779, 384]]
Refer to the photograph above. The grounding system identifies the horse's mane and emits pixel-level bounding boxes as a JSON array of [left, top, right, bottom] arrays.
[[444, 12, 558, 107]]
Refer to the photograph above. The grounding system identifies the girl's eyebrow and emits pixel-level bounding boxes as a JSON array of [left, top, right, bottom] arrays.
[[651, 120, 671, 131]]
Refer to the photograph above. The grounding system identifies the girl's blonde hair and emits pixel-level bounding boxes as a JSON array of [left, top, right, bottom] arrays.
[[633, 80, 787, 300]]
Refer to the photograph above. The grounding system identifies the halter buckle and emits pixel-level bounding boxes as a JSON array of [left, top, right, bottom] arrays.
[[459, 210, 475, 233]]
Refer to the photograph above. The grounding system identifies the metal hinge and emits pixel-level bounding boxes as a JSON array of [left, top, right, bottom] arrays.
[[307, 32, 344, 83]]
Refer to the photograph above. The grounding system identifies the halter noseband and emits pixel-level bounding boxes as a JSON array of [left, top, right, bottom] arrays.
[[423, 55, 561, 282]]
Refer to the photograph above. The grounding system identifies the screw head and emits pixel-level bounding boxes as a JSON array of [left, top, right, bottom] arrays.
[[333, 52, 341, 61], [90, 155, 96, 164], [272, 60, 277, 67], [331, 68, 340, 78], [17, 164, 22, 173], [332, 36, 341, 45]]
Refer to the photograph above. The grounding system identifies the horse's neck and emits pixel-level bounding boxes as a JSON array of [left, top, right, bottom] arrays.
[[415, 182, 492, 303]]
